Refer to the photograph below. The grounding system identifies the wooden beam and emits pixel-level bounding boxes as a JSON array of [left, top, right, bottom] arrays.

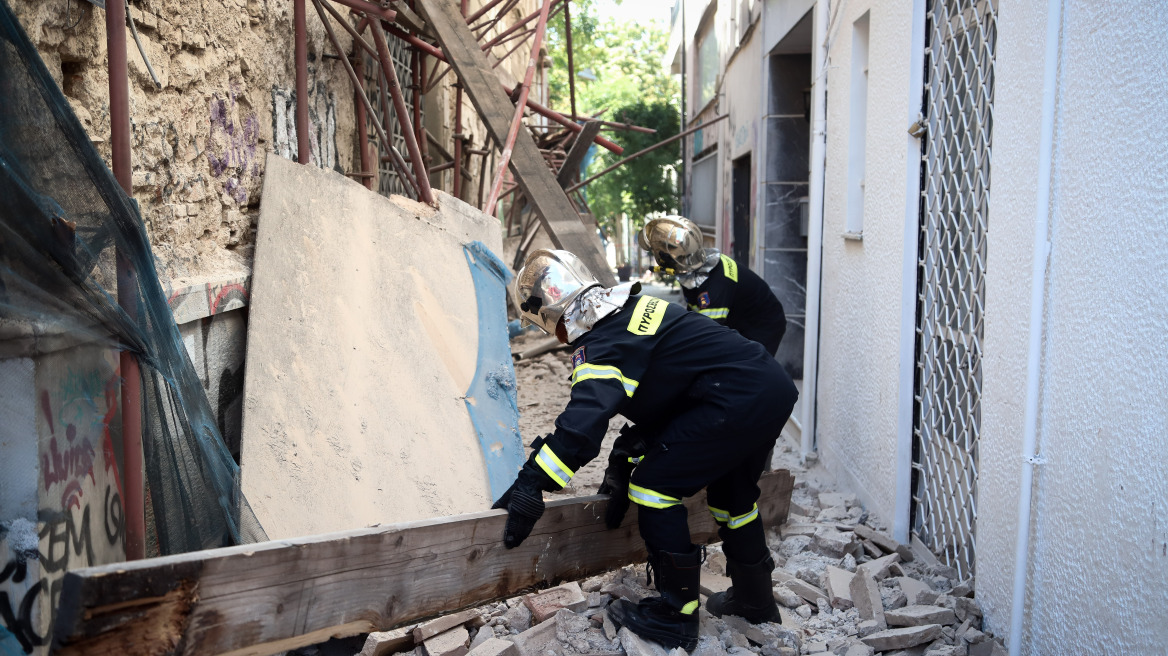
[[415, 0, 616, 285], [54, 471, 794, 656], [556, 121, 602, 189]]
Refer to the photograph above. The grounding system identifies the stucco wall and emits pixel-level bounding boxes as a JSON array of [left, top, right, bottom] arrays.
[[978, 0, 1168, 650], [814, 0, 913, 526]]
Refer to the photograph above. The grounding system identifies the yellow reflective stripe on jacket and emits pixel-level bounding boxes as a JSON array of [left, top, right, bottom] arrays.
[[570, 363, 639, 398], [708, 505, 730, 523], [697, 307, 729, 319], [627, 295, 668, 336], [535, 444, 575, 488], [680, 599, 700, 615], [727, 503, 759, 529], [628, 484, 681, 509], [719, 254, 739, 282]]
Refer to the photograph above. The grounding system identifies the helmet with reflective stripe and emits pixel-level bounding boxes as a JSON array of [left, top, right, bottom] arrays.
[[639, 215, 707, 274], [514, 249, 601, 335]]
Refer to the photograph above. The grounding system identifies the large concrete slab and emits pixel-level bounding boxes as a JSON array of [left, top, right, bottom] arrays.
[[241, 154, 506, 538]]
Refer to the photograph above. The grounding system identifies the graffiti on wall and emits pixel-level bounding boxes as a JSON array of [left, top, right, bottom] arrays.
[[208, 87, 261, 206], [272, 74, 339, 170], [0, 347, 126, 655]]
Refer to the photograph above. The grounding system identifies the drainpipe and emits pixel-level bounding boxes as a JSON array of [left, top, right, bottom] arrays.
[[1009, 0, 1063, 653], [294, 0, 310, 164], [800, 0, 829, 462]]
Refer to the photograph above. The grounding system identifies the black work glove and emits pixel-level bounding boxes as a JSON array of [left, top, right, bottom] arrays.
[[597, 424, 648, 529], [492, 436, 557, 548]]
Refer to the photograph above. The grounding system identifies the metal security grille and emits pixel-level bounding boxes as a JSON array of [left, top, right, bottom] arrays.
[[362, 34, 421, 197], [910, 0, 996, 580]]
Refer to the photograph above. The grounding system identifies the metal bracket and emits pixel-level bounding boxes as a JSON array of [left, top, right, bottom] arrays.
[[1025, 453, 1048, 465]]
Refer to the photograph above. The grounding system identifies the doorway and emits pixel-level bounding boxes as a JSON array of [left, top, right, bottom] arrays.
[[732, 154, 752, 263]]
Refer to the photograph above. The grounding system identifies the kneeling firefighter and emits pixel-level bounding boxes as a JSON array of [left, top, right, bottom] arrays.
[[640, 216, 787, 356], [493, 249, 799, 649]]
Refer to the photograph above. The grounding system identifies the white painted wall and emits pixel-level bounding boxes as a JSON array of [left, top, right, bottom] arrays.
[[978, 0, 1168, 650], [814, 0, 914, 527]]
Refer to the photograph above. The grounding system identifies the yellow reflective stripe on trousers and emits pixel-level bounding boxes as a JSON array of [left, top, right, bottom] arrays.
[[708, 505, 730, 523], [627, 484, 681, 509], [680, 599, 700, 615], [698, 307, 729, 319], [571, 363, 639, 397], [627, 456, 643, 464], [535, 444, 575, 488], [727, 504, 759, 529]]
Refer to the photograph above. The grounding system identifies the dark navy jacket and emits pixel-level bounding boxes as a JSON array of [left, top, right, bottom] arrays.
[[529, 294, 789, 489], [681, 254, 787, 355]]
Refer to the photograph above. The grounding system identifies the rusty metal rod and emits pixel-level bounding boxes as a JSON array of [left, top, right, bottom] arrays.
[[566, 115, 728, 194], [565, 0, 577, 120], [491, 28, 536, 68], [481, 0, 564, 49], [315, 0, 378, 56], [371, 24, 434, 204], [472, 0, 522, 38], [295, 0, 310, 164], [485, 0, 555, 214], [353, 53, 373, 189], [107, 0, 145, 562], [465, 0, 508, 24], [325, 0, 395, 22], [412, 42, 427, 170], [478, 145, 492, 209]]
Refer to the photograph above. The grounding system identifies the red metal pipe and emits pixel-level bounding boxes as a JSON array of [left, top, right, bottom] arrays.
[[325, 0, 395, 22], [107, 0, 145, 562], [491, 29, 536, 69], [412, 45, 427, 170], [485, 0, 555, 214], [354, 54, 373, 190], [565, 0, 577, 120], [371, 25, 434, 204], [294, 0, 310, 164], [465, 0, 508, 24], [473, 0, 522, 38], [316, 0, 378, 57], [481, 0, 564, 50], [454, 86, 464, 198]]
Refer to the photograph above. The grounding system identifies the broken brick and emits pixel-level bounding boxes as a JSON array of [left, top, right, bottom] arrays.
[[524, 582, 587, 623]]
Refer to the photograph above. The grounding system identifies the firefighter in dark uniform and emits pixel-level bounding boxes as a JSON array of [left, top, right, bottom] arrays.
[[640, 216, 787, 355], [493, 250, 799, 649]]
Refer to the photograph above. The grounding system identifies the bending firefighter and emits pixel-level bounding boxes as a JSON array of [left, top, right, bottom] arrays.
[[640, 216, 787, 355], [493, 249, 799, 649]]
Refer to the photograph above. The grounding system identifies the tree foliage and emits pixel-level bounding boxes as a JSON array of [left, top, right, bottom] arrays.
[[544, 5, 680, 234]]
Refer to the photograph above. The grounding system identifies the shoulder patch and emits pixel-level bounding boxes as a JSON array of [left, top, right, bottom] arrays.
[[572, 346, 586, 368], [719, 254, 739, 282], [627, 296, 668, 336], [698, 291, 711, 309]]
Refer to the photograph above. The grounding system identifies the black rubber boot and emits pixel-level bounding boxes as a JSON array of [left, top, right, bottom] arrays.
[[705, 553, 782, 624], [608, 546, 701, 650]]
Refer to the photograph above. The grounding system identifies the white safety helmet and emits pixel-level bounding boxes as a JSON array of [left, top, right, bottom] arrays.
[[514, 249, 601, 335], [639, 215, 707, 274]]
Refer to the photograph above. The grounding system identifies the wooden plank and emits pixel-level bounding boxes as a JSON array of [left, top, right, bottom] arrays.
[[416, 0, 615, 286], [53, 470, 794, 656], [556, 121, 602, 188]]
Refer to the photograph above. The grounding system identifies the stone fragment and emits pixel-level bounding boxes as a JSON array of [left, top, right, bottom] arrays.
[[502, 604, 533, 633], [889, 563, 907, 578], [841, 641, 875, 656], [619, 627, 671, 656], [720, 629, 751, 650], [772, 567, 797, 584], [555, 610, 593, 641], [692, 635, 730, 656], [582, 577, 604, 593], [803, 639, 829, 653], [510, 618, 558, 656], [861, 540, 883, 559], [701, 571, 733, 596], [954, 596, 983, 623], [720, 615, 769, 646], [856, 553, 902, 581], [780, 522, 820, 539], [819, 492, 857, 508], [896, 577, 933, 605], [773, 584, 802, 608], [784, 578, 828, 605], [795, 604, 813, 619], [969, 640, 1009, 656], [812, 527, 859, 558], [961, 627, 987, 645], [923, 645, 964, 656], [525, 582, 588, 623], [360, 627, 414, 656], [840, 553, 858, 572], [415, 610, 483, 642], [853, 525, 914, 562], [601, 582, 644, 603], [825, 566, 855, 609], [466, 638, 517, 656], [849, 570, 886, 629], [706, 550, 728, 575], [422, 626, 470, 656], [857, 619, 881, 637], [602, 612, 618, 640], [885, 605, 957, 628], [468, 627, 493, 652], [790, 499, 817, 516], [760, 646, 797, 656], [881, 585, 908, 611], [587, 591, 606, 608], [950, 579, 974, 598], [861, 624, 944, 651]]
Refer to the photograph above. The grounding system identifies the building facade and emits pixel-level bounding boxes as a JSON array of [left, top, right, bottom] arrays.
[[669, 0, 1168, 652]]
